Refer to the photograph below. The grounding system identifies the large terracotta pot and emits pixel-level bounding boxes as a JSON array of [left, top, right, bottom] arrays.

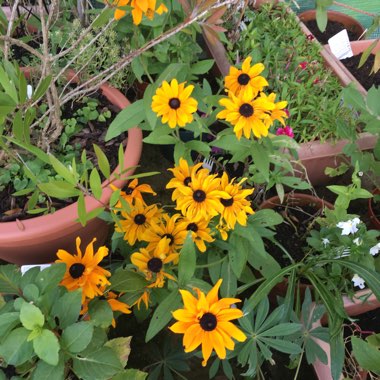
[[298, 10, 365, 41], [324, 40, 380, 96], [0, 71, 143, 265]]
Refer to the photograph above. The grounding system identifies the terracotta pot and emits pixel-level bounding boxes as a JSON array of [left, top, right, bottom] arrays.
[[298, 10, 365, 41], [368, 188, 380, 230], [324, 40, 380, 96], [251, 0, 279, 8], [260, 193, 334, 301], [0, 70, 143, 265]]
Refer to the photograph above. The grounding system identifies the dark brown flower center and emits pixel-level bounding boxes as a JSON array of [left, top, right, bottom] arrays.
[[237, 73, 250, 85], [169, 98, 181, 109], [199, 312, 217, 331], [193, 190, 206, 203], [184, 176, 191, 186], [162, 233, 174, 245], [69, 263, 85, 279], [187, 222, 198, 232], [134, 214, 146, 225], [147, 258, 163, 273], [221, 197, 234, 207], [239, 103, 254, 117], [125, 187, 133, 195]]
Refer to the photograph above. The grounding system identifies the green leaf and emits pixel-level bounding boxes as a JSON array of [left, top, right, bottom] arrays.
[[20, 302, 44, 330], [251, 141, 269, 182], [110, 269, 149, 292], [72, 347, 123, 380], [260, 323, 302, 337], [35, 263, 66, 294], [111, 369, 147, 380], [90, 168, 102, 200], [0, 264, 21, 294], [93, 144, 111, 179], [92, 7, 114, 28], [190, 59, 214, 75], [330, 327, 344, 380], [178, 233, 196, 287], [105, 99, 145, 141], [61, 322, 94, 354], [6, 137, 50, 164], [33, 329, 60, 366], [0, 312, 20, 339], [229, 234, 249, 278], [22, 284, 39, 302], [358, 40, 378, 69], [32, 75, 52, 101], [260, 337, 302, 354], [51, 289, 82, 329], [316, 5, 327, 32], [104, 336, 132, 367], [49, 154, 76, 185], [38, 181, 81, 199], [88, 299, 113, 328], [0, 66, 18, 103], [145, 290, 181, 342], [0, 327, 34, 366], [31, 353, 65, 380], [352, 336, 380, 374]]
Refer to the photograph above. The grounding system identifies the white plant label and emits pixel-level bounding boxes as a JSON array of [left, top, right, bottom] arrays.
[[328, 29, 353, 60], [21, 263, 52, 275]]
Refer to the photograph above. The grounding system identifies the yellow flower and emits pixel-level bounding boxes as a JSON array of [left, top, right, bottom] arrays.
[[170, 279, 246, 367], [131, 247, 177, 287], [115, 198, 161, 246], [144, 213, 187, 259], [167, 158, 207, 201], [130, 0, 168, 25], [217, 89, 274, 140], [263, 92, 288, 127], [176, 216, 214, 253], [173, 169, 228, 220], [109, 0, 130, 20], [56, 237, 111, 302], [133, 289, 150, 310], [218, 172, 254, 229], [151, 79, 198, 128], [225, 57, 268, 97], [216, 221, 230, 241], [112, 179, 156, 211]]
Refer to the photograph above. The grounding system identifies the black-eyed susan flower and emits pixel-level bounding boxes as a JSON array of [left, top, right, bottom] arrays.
[[130, 0, 168, 25], [217, 89, 274, 140], [218, 172, 254, 229], [133, 289, 150, 310], [109, 0, 130, 20], [56, 237, 111, 301], [225, 57, 268, 97], [167, 158, 207, 201], [174, 169, 228, 220], [216, 221, 230, 241], [143, 213, 187, 259], [115, 198, 161, 246], [112, 179, 156, 210], [131, 247, 177, 288], [262, 92, 288, 127], [169, 279, 246, 367], [177, 216, 214, 253], [151, 79, 198, 128]]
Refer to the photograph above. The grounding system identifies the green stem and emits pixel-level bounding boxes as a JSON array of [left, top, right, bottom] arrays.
[[293, 345, 305, 380], [195, 255, 227, 269], [269, 238, 296, 264]]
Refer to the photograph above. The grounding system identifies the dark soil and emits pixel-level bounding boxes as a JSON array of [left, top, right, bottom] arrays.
[[304, 19, 361, 45], [0, 91, 127, 222], [341, 53, 380, 90]]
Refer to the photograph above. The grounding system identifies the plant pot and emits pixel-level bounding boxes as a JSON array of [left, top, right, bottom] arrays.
[[297, 132, 377, 185], [298, 10, 365, 43], [368, 188, 380, 230], [0, 71, 143, 265], [324, 40, 380, 95], [259, 193, 334, 301]]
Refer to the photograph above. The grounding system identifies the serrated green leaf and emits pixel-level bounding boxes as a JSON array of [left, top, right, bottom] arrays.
[[30, 352, 65, 380], [35, 263, 66, 294], [0, 327, 34, 366], [20, 302, 44, 330], [88, 300, 113, 328], [109, 269, 149, 292], [0, 264, 21, 294], [104, 336, 131, 367], [51, 289, 82, 329], [61, 322, 94, 353], [33, 329, 60, 366]]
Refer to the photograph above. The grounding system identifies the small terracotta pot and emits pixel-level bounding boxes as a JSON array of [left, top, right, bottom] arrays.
[[0, 70, 143, 264], [368, 188, 380, 230], [324, 39, 380, 95], [298, 10, 365, 41]]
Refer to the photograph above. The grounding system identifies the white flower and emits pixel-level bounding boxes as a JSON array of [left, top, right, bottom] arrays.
[[27, 84, 33, 99], [369, 243, 380, 256], [353, 237, 362, 246], [351, 274, 365, 289], [358, 171, 363, 177], [336, 218, 361, 235], [322, 238, 330, 247]]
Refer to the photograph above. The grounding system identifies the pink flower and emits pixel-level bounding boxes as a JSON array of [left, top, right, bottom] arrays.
[[313, 77, 320, 84], [276, 126, 294, 138], [298, 61, 308, 70], [284, 109, 290, 117], [307, 34, 314, 41]]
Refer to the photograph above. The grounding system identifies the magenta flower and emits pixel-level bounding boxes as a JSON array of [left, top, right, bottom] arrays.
[[307, 34, 314, 41], [284, 108, 290, 117], [276, 126, 294, 138], [298, 61, 308, 70]]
